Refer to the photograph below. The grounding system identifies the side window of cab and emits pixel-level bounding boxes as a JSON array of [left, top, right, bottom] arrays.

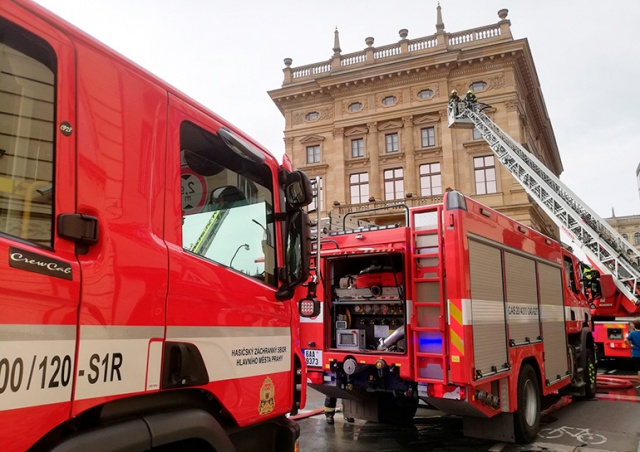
[[179, 121, 278, 286]]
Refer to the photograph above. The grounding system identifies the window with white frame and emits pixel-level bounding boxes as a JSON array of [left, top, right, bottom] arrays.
[[306, 145, 320, 164], [350, 173, 369, 204], [474, 155, 497, 195], [472, 128, 482, 140], [308, 177, 323, 212], [635, 232, 640, 245], [420, 163, 442, 197], [385, 133, 399, 153], [351, 138, 364, 158], [421, 127, 435, 148], [384, 168, 404, 200]]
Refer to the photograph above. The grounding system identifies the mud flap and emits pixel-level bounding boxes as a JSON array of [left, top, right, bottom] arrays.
[[463, 413, 515, 443]]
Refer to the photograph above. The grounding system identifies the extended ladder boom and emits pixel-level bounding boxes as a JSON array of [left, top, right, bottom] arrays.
[[448, 102, 640, 303]]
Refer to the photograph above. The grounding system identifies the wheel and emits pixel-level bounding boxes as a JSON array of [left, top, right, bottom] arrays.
[[583, 348, 597, 399], [513, 364, 541, 443], [377, 393, 418, 425]]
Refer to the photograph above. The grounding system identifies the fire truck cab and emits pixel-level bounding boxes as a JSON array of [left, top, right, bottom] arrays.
[[0, 1, 313, 451], [301, 190, 596, 443]]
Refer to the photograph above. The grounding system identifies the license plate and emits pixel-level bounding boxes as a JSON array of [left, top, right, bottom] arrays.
[[304, 349, 322, 368]]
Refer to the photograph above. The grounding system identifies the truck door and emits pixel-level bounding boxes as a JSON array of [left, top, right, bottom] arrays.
[[164, 96, 293, 424], [0, 9, 79, 448]]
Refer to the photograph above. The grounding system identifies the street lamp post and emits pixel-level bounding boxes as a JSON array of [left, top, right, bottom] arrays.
[[230, 243, 250, 268]]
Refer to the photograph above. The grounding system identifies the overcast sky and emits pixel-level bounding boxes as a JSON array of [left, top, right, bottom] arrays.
[[33, 0, 640, 218]]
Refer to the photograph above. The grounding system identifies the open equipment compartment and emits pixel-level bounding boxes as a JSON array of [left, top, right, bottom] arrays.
[[326, 252, 407, 353]]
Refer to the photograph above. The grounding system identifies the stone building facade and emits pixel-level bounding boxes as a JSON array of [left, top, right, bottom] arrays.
[[605, 214, 640, 253], [269, 6, 561, 238]]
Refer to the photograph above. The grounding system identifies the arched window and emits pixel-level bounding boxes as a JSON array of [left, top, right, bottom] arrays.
[[635, 232, 640, 245], [348, 102, 363, 112], [305, 112, 319, 121], [417, 89, 434, 99], [469, 81, 487, 92]]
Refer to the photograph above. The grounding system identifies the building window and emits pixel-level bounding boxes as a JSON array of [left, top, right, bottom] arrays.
[[308, 176, 323, 212], [635, 233, 640, 245], [350, 173, 369, 204], [417, 89, 434, 99], [622, 233, 628, 240], [384, 168, 404, 200], [381, 96, 397, 106], [385, 133, 399, 153], [470, 81, 487, 92], [306, 145, 320, 164], [348, 102, 363, 112], [351, 138, 364, 158], [473, 128, 482, 140], [474, 155, 497, 195], [420, 163, 442, 197], [305, 112, 319, 121], [421, 127, 435, 147]]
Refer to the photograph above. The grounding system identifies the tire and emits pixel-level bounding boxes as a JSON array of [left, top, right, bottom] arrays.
[[377, 393, 418, 425], [513, 364, 541, 443], [583, 348, 597, 399]]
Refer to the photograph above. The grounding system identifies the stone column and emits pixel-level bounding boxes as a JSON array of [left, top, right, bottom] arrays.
[[332, 127, 346, 204], [402, 116, 416, 196], [367, 122, 380, 200], [284, 136, 294, 166]]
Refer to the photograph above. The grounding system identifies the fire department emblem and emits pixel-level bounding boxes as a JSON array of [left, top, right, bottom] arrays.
[[258, 377, 275, 415]]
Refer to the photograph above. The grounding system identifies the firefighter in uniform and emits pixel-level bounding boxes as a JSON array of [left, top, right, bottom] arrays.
[[465, 90, 477, 108], [582, 267, 602, 300], [324, 397, 354, 424]]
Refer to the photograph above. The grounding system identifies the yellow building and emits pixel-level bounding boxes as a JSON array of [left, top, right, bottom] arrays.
[[269, 6, 560, 237], [605, 213, 640, 254]]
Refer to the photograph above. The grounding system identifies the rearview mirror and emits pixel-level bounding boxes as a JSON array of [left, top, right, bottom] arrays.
[[275, 209, 311, 300], [285, 171, 313, 209]]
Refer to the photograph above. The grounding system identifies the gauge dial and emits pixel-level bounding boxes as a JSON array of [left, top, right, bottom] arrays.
[[380, 304, 389, 314], [353, 304, 362, 313], [364, 304, 372, 314]]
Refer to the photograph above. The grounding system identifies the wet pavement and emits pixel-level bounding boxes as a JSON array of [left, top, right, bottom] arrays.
[[295, 364, 640, 452]]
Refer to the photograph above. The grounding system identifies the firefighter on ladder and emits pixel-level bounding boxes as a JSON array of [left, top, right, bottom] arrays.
[[449, 89, 461, 115], [465, 90, 477, 109]]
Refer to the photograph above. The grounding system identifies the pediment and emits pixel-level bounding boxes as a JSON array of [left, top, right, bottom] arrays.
[[414, 114, 441, 125], [299, 134, 326, 144], [344, 126, 368, 137], [378, 120, 403, 131]]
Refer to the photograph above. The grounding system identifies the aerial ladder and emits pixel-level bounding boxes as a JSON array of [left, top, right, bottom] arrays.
[[448, 101, 640, 309]]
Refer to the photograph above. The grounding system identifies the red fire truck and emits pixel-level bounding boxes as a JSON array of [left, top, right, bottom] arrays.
[[299, 190, 596, 443], [0, 1, 313, 451], [589, 274, 640, 359], [445, 100, 640, 362]]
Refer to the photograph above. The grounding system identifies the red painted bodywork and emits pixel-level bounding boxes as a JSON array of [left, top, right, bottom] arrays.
[[303, 192, 592, 421], [0, 1, 303, 450]]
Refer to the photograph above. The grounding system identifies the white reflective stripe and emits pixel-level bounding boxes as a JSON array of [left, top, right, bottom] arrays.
[[74, 325, 164, 400], [506, 303, 540, 323], [542, 304, 565, 322], [167, 326, 291, 381], [406, 299, 413, 325], [565, 306, 590, 322], [462, 298, 472, 325], [0, 337, 75, 411]]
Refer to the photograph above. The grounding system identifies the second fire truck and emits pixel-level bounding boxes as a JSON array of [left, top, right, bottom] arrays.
[[299, 190, 596, 443]]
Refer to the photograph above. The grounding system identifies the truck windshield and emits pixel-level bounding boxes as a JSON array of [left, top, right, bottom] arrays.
[[180, 121, 276, 286]]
